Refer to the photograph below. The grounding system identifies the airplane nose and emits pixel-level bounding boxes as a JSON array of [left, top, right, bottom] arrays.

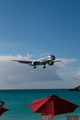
[[53, 56, 55, 59], [51, 55, 55, 59]]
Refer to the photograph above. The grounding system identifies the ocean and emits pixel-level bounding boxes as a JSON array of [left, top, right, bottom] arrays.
[[0, 89, 80, 120]]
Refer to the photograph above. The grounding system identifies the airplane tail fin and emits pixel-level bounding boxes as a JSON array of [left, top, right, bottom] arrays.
[[27, 53, 32, 61]]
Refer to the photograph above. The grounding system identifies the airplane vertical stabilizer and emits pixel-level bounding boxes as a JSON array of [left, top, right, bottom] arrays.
[[27, 53, 32, 61]]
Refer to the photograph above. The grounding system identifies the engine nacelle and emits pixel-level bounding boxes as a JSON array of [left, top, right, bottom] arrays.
[[31, 61, 36, 65], [48, 61, 54, 66]]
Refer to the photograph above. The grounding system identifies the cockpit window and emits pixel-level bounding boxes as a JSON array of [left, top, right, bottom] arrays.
[[51, 55, 55, 58]]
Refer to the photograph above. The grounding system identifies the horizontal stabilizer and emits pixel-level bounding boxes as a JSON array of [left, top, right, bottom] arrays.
[[12, 60, 32, 64]]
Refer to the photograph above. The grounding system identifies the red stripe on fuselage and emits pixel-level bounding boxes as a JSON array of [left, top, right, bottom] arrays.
[[38, 56, 55, 62]]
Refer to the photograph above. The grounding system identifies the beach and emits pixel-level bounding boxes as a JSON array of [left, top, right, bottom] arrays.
[[0, 89, 80, 120]]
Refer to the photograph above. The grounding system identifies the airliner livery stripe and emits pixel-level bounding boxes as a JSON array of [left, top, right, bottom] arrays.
[[38, 56, 54, 62]]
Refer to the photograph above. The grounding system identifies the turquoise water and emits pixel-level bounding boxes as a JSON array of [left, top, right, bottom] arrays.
[[0, 89, 80, 120]]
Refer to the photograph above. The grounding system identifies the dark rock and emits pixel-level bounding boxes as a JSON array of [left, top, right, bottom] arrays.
[[69, 86, 80, 91]]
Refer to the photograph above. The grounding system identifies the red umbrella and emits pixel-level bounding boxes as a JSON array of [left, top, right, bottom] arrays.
[[0, 107, 9, 116], [27, 94, 79, 115]]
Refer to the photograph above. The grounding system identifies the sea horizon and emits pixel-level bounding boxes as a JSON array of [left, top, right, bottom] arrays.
[[0, 88, 71, 90]]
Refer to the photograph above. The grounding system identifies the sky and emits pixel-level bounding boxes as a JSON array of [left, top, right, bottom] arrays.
[[0, 0, 80, 89]]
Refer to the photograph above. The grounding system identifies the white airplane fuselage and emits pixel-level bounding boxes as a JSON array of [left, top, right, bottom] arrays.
[[28, 55, 55, 66]]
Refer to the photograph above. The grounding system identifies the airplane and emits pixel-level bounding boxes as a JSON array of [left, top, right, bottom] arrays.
[[12, 53, 61, 68]]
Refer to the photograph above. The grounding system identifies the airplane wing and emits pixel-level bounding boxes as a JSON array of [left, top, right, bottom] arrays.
[[12, 60, 32, 64], [53, 60, 61, 63], [12, 60, 40, 65]]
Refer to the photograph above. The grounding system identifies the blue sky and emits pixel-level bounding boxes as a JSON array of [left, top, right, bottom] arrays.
[[0, 0, 80, 89]]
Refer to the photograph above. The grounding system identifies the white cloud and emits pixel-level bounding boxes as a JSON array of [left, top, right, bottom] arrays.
[[40, 54, 43, 56], [75, 68, 80, 80], [0, 55, 78, 89], [55, 58, 77, 68], [0, 55, 28, 61]]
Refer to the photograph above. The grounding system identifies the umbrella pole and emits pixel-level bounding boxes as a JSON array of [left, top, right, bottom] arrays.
[[52, 116, 54, 120]]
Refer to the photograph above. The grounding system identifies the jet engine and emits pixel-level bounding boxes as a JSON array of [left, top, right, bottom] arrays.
[[48, 61, 54, 66], [31, 61, 37, 65]]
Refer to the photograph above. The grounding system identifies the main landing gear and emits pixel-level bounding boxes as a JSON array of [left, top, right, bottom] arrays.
[[33, 65, 46, 69], [43, 64, 46, 69], [33, 66, 36, 68]]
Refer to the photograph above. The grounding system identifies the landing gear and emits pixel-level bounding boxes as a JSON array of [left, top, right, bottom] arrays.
[[33, 66, 36, 68], [43, 64, 46, 69]]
